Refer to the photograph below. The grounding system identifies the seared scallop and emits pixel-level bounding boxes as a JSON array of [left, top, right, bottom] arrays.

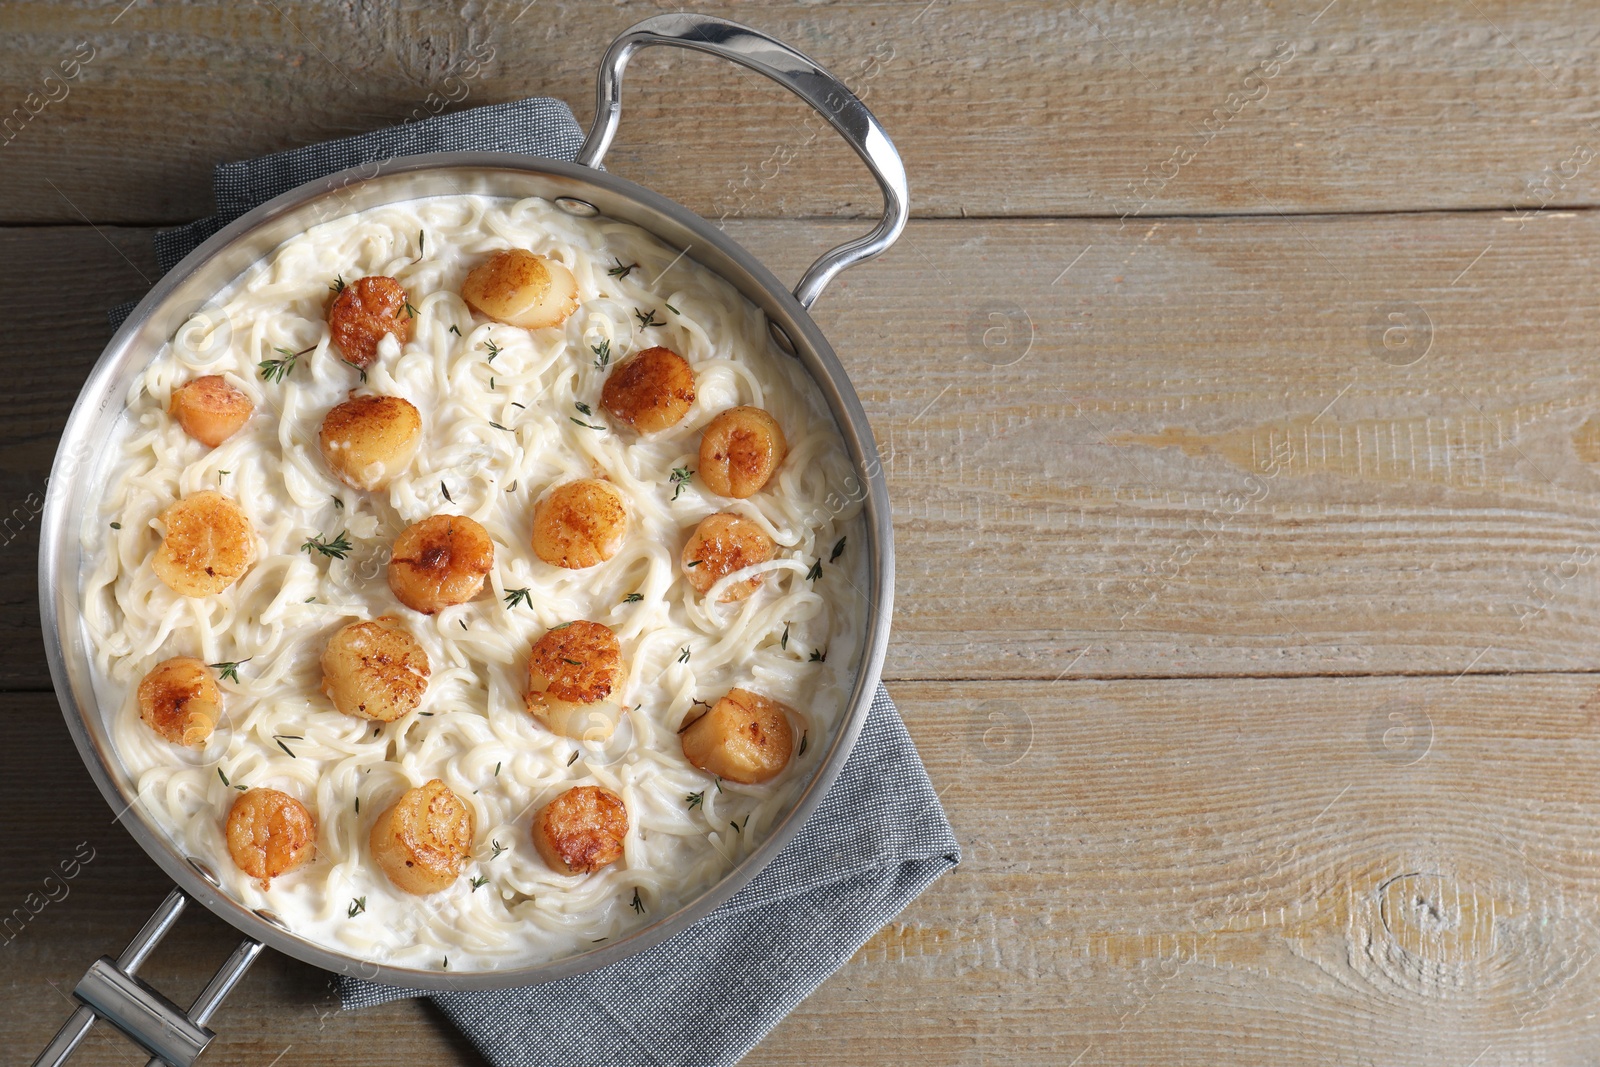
[[600, 346, 695, 434], [461, 249, 578, 330], [226, 788, 316, 890], [681, 687, 795, 785], [531, 479, 628, 569], [533, 785, 627, 875], [329, 275, 413, 369], [387, 514, 494, 614], [370, 779, 475, 895], [152, 490, 255, 597], [169, 375, 253, 447], [137, 656, 221, 747], [321, 617, 430, 722], [526, 620, 626, 740], [318, 394, 422, 491], [698, 406, 786, 498], [681, 512, 774, 602]]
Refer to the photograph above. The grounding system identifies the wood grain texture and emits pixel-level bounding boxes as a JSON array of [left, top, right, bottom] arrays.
[[12, 675, 1600, 1066], [7, 1, 1600, 223], [8, 215, 1600, 685]]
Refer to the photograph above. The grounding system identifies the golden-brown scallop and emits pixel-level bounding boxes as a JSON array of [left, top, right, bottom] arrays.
[[152, 490, 256, 597], [328, 275, 413, 369], [370, 779, 475, 895], [681, 512, 774, 602], [600, 346, 695, 434], [681, 687, 795, 784], [321, 617, 430, 722], [226, 788, 316, 890], [698, 406, 787, 499], [169, 375, 254, 447], [136, 656, 222, 747], [318, 394, 422, 492], [387, 514, 494, 614], [533, 785, 628, 875], [531, 479, 628, 569], [461, 249, 578, 330], [526, 621, 626, 740]]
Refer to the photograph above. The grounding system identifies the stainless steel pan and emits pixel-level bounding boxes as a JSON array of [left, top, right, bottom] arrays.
[[33, 14, 904, 1064]]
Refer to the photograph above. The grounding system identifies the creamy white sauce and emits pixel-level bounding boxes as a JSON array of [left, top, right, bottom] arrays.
[[79, 194, 867, 972]]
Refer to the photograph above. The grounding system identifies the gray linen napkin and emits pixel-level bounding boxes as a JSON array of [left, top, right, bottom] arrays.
[[113, 95, 958, 1067]]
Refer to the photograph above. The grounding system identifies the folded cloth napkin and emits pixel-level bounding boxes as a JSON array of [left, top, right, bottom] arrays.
[[114, 95, 959, 1067]]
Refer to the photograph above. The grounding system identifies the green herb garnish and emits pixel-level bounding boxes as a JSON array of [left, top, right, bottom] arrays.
[[631, 887, 645, 913], [806, 559, 823, 582], [330, 275, 346, 294], [259, 344, 312, 383], [678, 646, 691, 664], [634, 307, 664, 329], [503, 587, 532, 609], [624, 592, 643, 603], [591, 338, 611, 370], [607, 259, 639, 279], [348, 896, 366, 918], [670, 467, 693, 500], [686, 790, 704, 810], [301, 530, 353, 559], [207, 658, 250, 684], [830, 537, 847, 562], [470, 875, 489, 891]]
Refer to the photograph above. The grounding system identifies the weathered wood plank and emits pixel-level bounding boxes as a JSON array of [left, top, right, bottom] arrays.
[[6, 1, 1600, 223], [10, 675, 1600, 1065], [10, 214, 1600, 684]]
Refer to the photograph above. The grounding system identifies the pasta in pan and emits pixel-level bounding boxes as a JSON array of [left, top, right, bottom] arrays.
[[80, 194, 866, 971]]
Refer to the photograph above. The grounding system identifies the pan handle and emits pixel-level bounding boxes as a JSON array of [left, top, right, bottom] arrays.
[[32, 888, 263, 1067], [576, 13, 909, 309]]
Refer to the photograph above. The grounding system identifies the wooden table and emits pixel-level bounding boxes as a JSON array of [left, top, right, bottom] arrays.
[[6, 1, 1600, 1062]]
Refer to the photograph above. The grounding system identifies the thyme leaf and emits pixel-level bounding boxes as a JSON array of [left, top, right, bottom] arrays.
[[259, 345, 312, 383], [348, 896, 366, 918], [831, 536, 847, 562], [503, 588, 533, 609], [634, 307, 664, 329], [607, 259, 639, 279], [301, 530, 353, 559], [669, 467, 693, 500], [686, 790, 704, 810], [591, 338, 611, 370], [624, 592, 643, 603], [207, 658, 251, 684]]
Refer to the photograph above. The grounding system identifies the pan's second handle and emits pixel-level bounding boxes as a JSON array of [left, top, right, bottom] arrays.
[[576, 13, 909, 309], [32, 888, 263, 1067]]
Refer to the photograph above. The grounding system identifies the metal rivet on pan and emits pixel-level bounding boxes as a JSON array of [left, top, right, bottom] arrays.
[[555, 197, 600, 218], [187, 857, 222, 888], [768, 320, 797, 356], [254, 909, 291, 932]]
